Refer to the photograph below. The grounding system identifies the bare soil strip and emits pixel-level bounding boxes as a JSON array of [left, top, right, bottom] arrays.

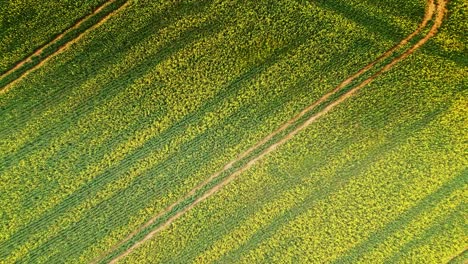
[[0, 0, 129, 95], [95, 1, 447, 263]]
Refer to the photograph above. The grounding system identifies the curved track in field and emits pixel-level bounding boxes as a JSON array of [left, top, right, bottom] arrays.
[[0, 0, 129, 95], [98, 0, 448, 262]]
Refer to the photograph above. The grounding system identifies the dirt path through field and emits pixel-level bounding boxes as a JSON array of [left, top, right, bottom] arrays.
[[0, 0, 129, 95], [91, 2, 436, 263], [98, 1, 448, 263], [104, 0, 446, 263]]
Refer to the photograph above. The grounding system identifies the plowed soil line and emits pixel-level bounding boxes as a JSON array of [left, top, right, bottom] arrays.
[[101, 0, 446, 263], [0, 0, 129, 95]]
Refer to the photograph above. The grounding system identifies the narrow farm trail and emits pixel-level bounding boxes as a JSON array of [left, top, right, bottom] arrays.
[[101, 0, 448, 262], [91, 2, 437, 263], [0, 0, 129, 95]]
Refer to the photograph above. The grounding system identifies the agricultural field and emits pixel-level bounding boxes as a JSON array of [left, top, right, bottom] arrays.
[[0, 0, 466, 263], [0, 0, 110, 73]]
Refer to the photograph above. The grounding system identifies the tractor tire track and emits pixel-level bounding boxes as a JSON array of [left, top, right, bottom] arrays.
[[98, 1, 443, 263], [0, 0, 130, 95]]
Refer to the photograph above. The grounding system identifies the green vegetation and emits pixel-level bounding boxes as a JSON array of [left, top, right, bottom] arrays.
[[0, 0, 128, 89], [450, 250, 468, 264], [0, 0, 108, 73], [0, 0, 465, 263]]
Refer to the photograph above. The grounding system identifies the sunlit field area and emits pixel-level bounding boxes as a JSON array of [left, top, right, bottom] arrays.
[[0, 0, 466, 263]]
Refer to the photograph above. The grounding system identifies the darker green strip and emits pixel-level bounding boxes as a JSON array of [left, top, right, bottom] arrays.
[[100, 61, 447, 264], [334, 169, 468, 263], [24, 27, 316, 264], [92, 26, 432, 262], [315, 0, 408, 43], [218, 106, 448, 263], [0, 0, 216, 258], [385, 206, 465, 263], [0, 0, 212, 166], [449, 249, 468, 264]]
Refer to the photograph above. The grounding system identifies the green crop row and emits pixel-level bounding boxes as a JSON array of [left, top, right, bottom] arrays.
[[115, 1, 467, 263], [2, 0, 402, 261], [86, 0, 434, 262], [2, 0, 245, 258], [0, 0, 422, 262], [449, 249, 468, 264], [1, 0, 464, 263], [122, 52, 466, 264]]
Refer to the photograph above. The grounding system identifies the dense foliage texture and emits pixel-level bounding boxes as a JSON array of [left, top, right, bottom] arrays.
[[0, 0, 466, 263]]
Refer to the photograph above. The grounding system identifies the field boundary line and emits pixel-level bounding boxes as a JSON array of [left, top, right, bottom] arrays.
[[0, 0, 130, 95], [93, 1, 439, 263]]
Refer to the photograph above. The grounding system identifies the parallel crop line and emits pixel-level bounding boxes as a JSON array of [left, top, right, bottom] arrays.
[[1, 0, 241, 250], [97, 0, 445, 263], [0, 0, 129, 95]]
